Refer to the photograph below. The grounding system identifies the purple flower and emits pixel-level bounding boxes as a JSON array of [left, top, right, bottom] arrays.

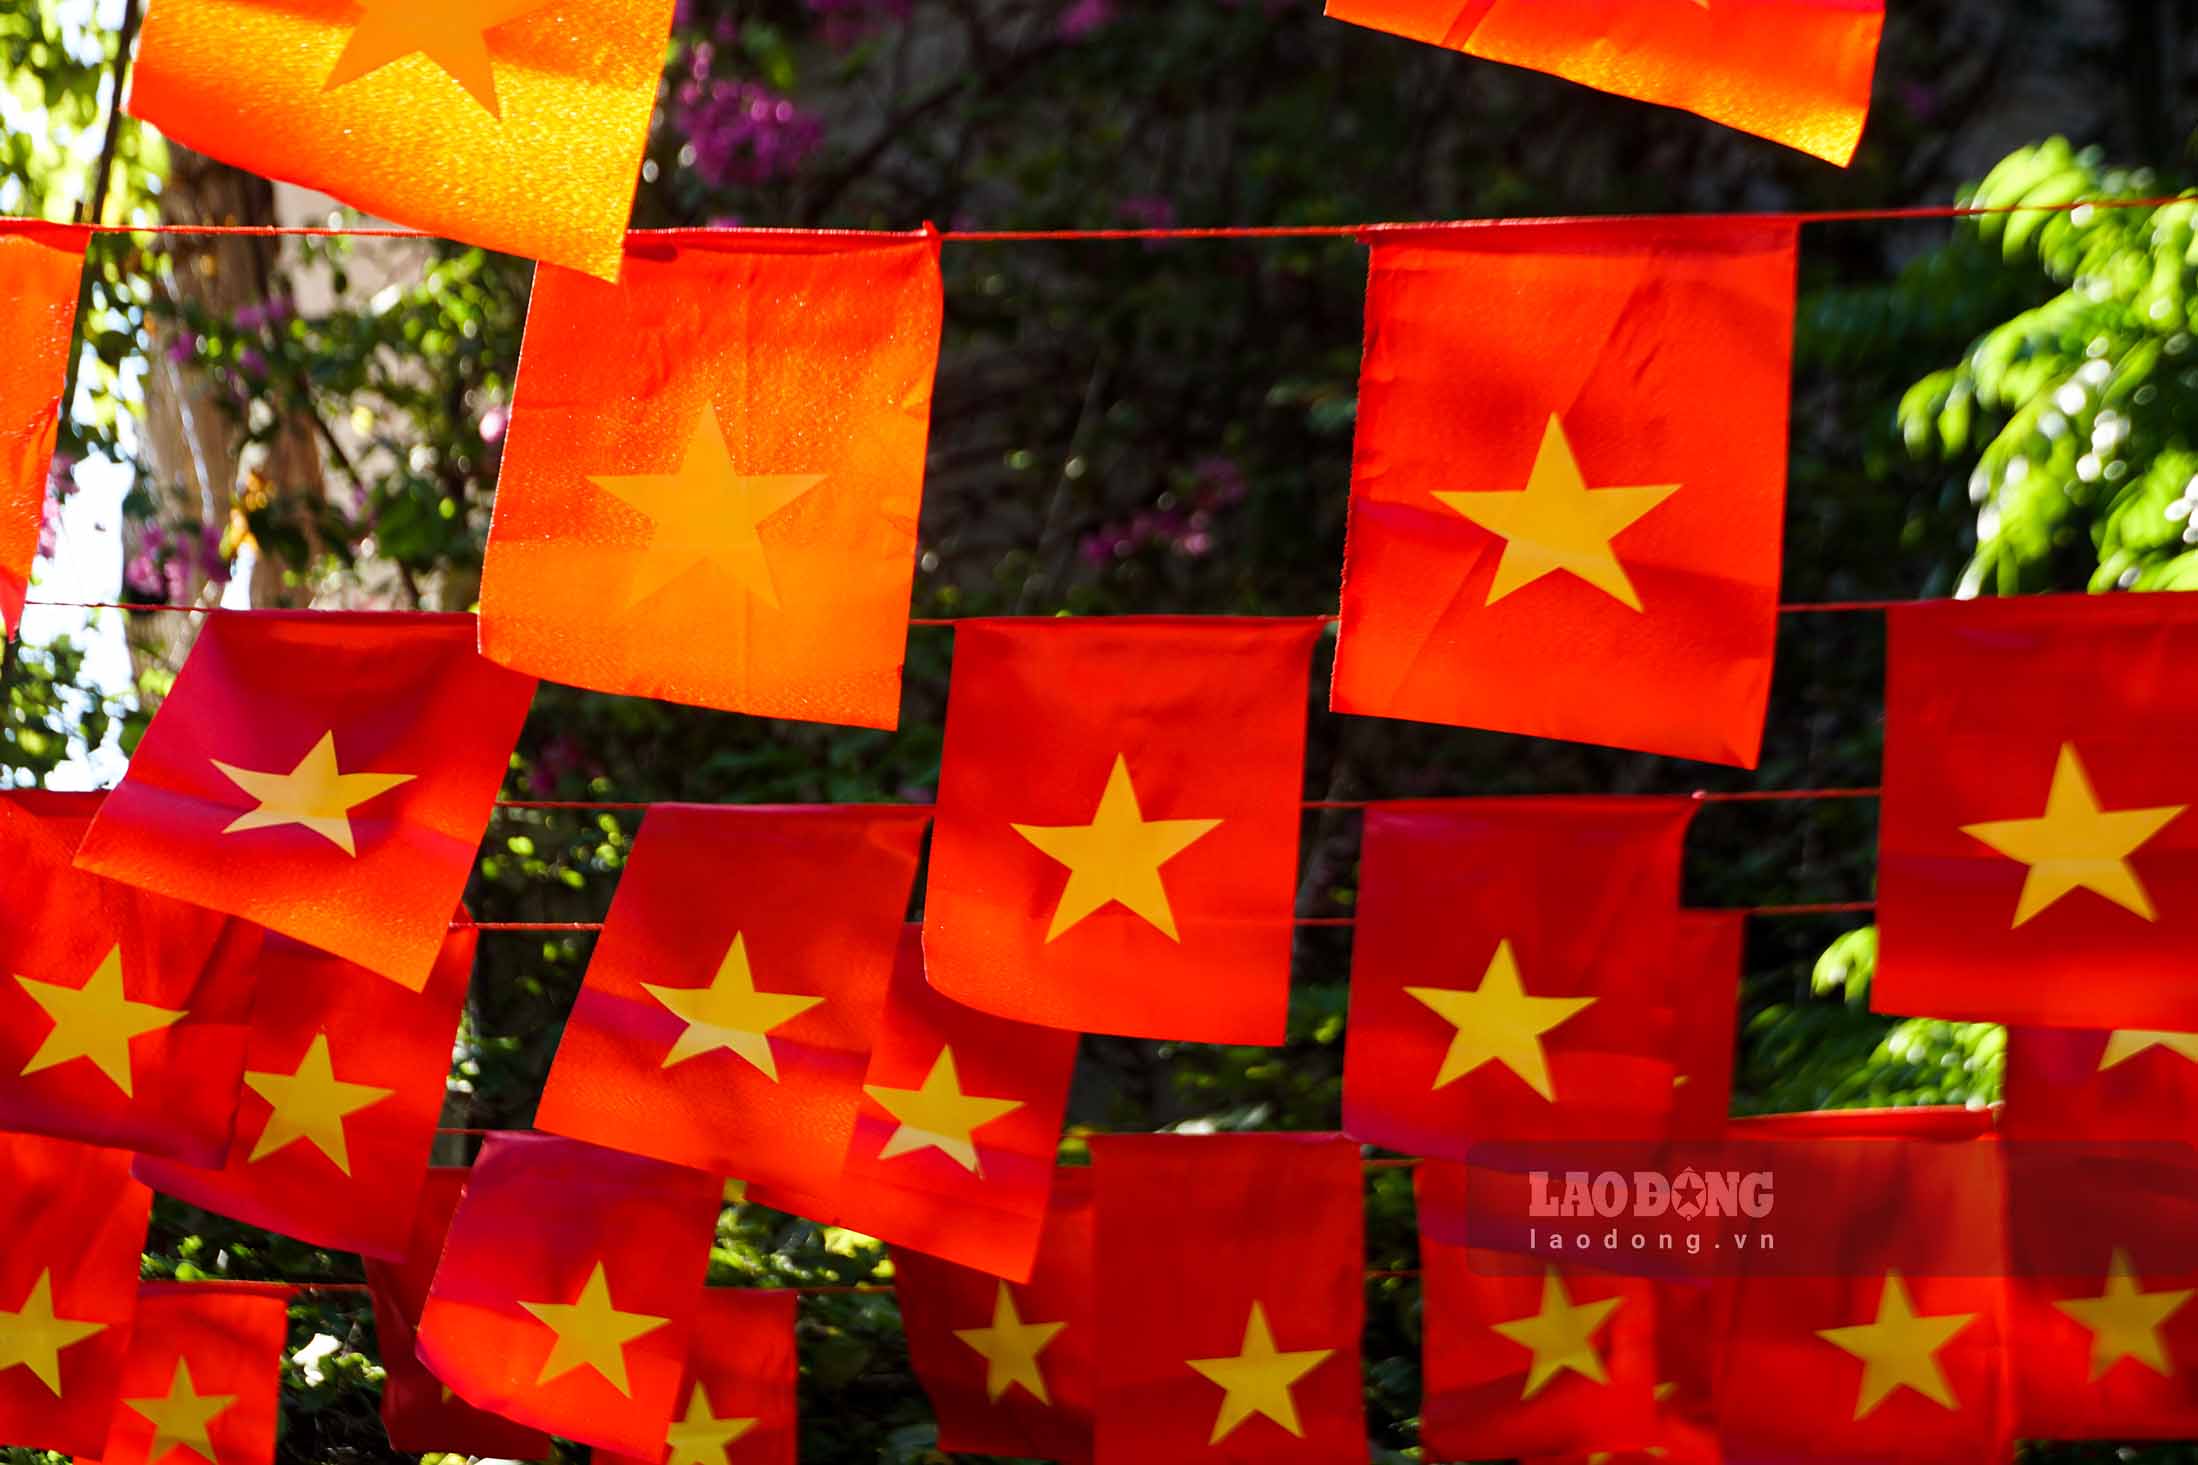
[[165, 330, 199, 364], [1117, 196, 1176, 230], [479, 407, 507, 444], [196, 521, 232, 587], [1058, 0, 1113, 40], [803, 0, 910, 48], [675, 69, 823, 188], [239, 347, 269, 377]]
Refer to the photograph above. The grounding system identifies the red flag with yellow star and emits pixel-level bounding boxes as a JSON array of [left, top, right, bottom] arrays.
[[1323, 0, 1881, 164], [415, 1132, 722, 1455], [0, 791, 263, 1166], [76, 1284, 287, 1465], [481, 232, 942, 728], [2002, 1024, 2198, 1141], [1330, 219, 1797, 766], [924, 617, 1321, 1045], [893, 1167, 1095, 1462], [0, 222, 85, 641], [1717, 1129, 2010, 1465], [363, 1168, 555, 1459], [2006, 1142, 2198, 1438], [132, 921, 476, 1262], [1342, 799, 1698, 1153], [1877, 594, 2198, 1029], [1670, 911, 1743, 1138], [598, 1289, 799, 1465], [1090, 1134, 1363, 1465], [1416, 1162, 1660, 1459], [535, 804, 927, 1217], [73, 610, 535, 991], [0, 1133, 152, 1456], [835, 926, 1078, 1280], [126, 0, 669, 277]]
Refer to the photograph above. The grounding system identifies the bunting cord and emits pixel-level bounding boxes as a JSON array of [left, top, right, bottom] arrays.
[[17, 192, 2192, 243]]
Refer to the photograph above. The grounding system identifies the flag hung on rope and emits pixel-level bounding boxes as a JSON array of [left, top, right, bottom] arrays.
[[598, 1288, 800, 1465], [1716, 1124, 2011, 1465], [1877, 593, 2198, 1029], [924, 617, 1321, 1045], [1322, 0, 1883, 165], [893, 1167, 1096, 1462], [77, 1284, 287, 1465], [835, 925, 1079, 1281], [535, 803, 927, 1216], [1090, 1133, 1364, 1465], [482, 231, 942, 728], [73, 610, 536, 991], [1331, 217, 1798, 766], [0, 1132, 153, 1456], [363, 1168, 555, 1459], [1415, 1162, 1660, 1460], [132, 922, 476, 1262], [2002, 1024, 2198, 1142], [1343, 799, 1698, 1153], [125, 0, 672, 277], [2005, 1142, 2198, 1439], [415, 1132, 722, 1455], [0, 221, 85, 641], [0, 790, 262, 1166], [1516, 1274, 1725, 1465], [1669, 910, 1743, 1138]]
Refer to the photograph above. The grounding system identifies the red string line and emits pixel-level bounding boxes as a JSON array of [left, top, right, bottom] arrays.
[[29, 193, 2187, 244], [461, 901, 1870, 932], [18, 598, 1946, 620], [496, 789, 1873, 815]]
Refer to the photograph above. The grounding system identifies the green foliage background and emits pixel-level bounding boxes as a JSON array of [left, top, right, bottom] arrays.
[[1, 0, 2195, 1460]]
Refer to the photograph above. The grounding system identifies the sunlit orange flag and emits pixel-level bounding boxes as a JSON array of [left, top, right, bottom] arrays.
[[482, 232, 943, 727], [1324, 0, 1883, 165], [0, 223, 86, 640], [124, 0, 673, 277]]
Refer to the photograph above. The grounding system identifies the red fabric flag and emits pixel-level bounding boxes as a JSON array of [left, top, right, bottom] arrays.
[[1417, 1161, 1660, 1459], [598, 1289, 800, 1465], [535, 804, 927, 1213], [0, 790, 262, 1166], [1343, 799, 1697, 1153], [77, 1284, 287, 1465], [1323, 0, 1882, 165], [1670, 912, 1743, 1139], [835, 926, 1078, 1280], [0, 1133, 152, 1456], [924, 617, 1321, 1044], [1330, 219, 1797, 767], [132, 922, 476, 1262], [0, 222, 85, 640], [2005, 1143, 2198, 1439], [362, 1168, 555, 1459], [2002, 1024, 2198, 1141], [414, 1132, 722, 1455], [481, 232, 942, 729], [1878, 593, 2198, 1029], [1090, 1134, 1364, 1465], [127, 0, 670, 279], [1726, 1106, 1997, 1141], [893, 1168, 1096, 1462], [73, 610, 536, 990], [1518, 1279, 1722, 1465], [1716, 1129, 2011, 1465]]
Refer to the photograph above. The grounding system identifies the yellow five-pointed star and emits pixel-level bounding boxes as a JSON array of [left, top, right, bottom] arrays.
[[953, 1281, 1067, 1403], [641, 932, 823, 1080], [1434, 415, 1680, 612], [1406, 939, 1595, 1100], [588, 403, 824, 612], [0, 1270, 106, 1395], [1185, 1301, 1334, 1444], [663, 1384, 758, 1465], [864, 1046, 1024, 1172], [2099, 1029, 2198, 1071], [1960, 743, 2186, 927], [126, 1357, 236, 1464], [15, 946, 186, 1097], [1815, 1270, 1977, 1419], [243, 1033, 395, 1176], [1491, 1268, 1623, 1399], [323, 0, 557, 118], [519, 1262, 669, 1397], [211, 731, 416, 858], [1012, 755, 1222, 942], [2054, 1249, 2194, 1380]]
